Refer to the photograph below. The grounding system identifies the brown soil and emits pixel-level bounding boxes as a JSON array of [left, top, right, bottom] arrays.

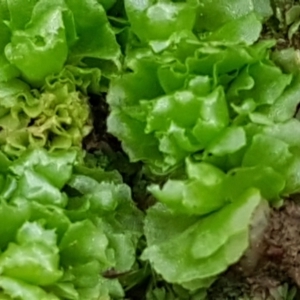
[[261, 0, 300, 50], [82, 93, 156, 211], [207, 199, 300, 300], [83, 93, 122, 154]]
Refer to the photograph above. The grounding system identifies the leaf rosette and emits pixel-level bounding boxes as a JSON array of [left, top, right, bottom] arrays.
[[0, 149, 143, 299]]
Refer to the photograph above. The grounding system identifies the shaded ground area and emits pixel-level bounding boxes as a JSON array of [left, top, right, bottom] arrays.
[[207, 200, 300, 300], [83, 93, 122, 155], [261, 0, 300, 50], [83, 94, 156, 212]]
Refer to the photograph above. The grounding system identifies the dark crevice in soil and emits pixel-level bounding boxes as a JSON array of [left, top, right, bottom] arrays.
[[207, 199, 300, 300], [83, 93, 122, 154], [83, 93, 155, 211], [261, 0, 300, 50]]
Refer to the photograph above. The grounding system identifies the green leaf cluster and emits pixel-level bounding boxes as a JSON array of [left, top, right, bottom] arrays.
[[143, 189, 266, 293], [0, 149, 143, 299], [2, 0, 300, 298], [0, 67, 96, 158], [0, 0, 120, 85], [0, 0, 124, 157], [106, 0, 300, 295]]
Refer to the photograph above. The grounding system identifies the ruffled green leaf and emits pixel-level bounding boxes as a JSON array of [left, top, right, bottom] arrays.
[[28, 202, 71, 241], [66, 172, 143, 272], [0, 277, 59, 300], [62, 260, 124, 299], [2, 0, 121, 86], [194, 0, 255, 32], [241, 131, 300, 195], [0, 73, 92, 159], [59, 219, 109, 266], [149, 160, 226, 216], [223, 166, 285, 201], [204, 12, 262, 45], [107, 110, 164, 171], [267, 74, 300, 122], [143, 189, 264, 288], [0, 149, 143, 298], [67, 175, 119, 212], [0, 232, 62, 285], [252, 0, 273, 19], [243, 134, 292, 172], [206, 126, 246, 156], [11, 149, 76, 189], [5, 8, 68, 86], [228, 61, 292, 106], [261, 119, 300, 147], [6, 0, 38, 30], [66, 0, 121, 64], [47, 283, 79, 300], [0, 2, 20, 82], [14, 170, 68, 207], [108, 38, 277, 173], [0, 201, 30, 250], [125, 0, 196, 43]]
